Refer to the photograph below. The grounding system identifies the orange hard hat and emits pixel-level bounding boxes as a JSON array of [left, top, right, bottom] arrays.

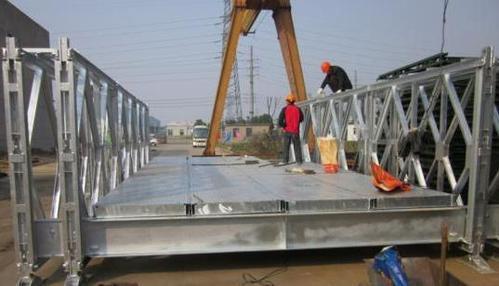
[[286, 93, 296, 103], [321, 61, 331, 73]]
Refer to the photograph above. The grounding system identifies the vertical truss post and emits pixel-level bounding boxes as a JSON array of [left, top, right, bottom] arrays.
[[2, 37, 42, 286], [464, 47, 496, 272], [123, 95, 131, 179], [107, 87, 119, 190], [356, 93, 369, 173], [365, 91, 375, 173], [389, 86, 399, 175], [408, 83, 419, 182], [131, 100, 138, 173], [307, 103, 320, 163], [54, 38, 84, 285], [144, 106, 150, 164], [437, 79, 448, 192]]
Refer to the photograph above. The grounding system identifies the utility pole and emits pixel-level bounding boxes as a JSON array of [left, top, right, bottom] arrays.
[[222, 0, 243, 120], [354, 69, 358, 89], [249, 45, 255, 119]]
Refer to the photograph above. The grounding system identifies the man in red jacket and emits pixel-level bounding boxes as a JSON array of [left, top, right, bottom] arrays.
[[278, 93, 304, 165]]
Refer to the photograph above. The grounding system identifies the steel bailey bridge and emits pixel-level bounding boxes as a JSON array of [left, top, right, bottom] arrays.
[[2, 37, 499, 285]]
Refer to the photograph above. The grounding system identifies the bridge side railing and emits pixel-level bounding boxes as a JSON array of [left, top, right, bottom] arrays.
[[298, 47, 497, 268], [2, 37, 149, 283]]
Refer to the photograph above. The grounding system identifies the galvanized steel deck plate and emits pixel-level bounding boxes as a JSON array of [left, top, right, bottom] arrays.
[[94, 156, 456, 218]]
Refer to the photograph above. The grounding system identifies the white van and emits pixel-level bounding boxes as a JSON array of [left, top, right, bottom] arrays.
[[192, 125, 209, 147]]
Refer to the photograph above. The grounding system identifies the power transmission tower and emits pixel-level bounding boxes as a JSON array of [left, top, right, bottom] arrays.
[[222, 0, 243, 120], [249, 45, 255, 119]]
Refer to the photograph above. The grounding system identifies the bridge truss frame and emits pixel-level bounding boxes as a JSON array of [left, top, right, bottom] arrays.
[[2, 36, 499, 285], [298, 46, 499, 272]]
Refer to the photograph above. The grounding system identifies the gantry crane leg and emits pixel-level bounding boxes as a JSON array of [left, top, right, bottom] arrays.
[[204, 0, 315, 155]]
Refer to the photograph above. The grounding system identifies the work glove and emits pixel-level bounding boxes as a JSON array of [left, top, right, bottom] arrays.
[[316, 88, 325, 97]]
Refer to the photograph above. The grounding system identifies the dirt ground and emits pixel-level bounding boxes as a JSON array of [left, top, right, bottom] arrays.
[[1, 143, 499, 285]]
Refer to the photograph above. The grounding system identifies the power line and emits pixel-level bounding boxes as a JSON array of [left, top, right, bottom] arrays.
[[115, 69, 215, 79], [122, 75, 217, 84], [441, 0, 450, 53], [248, 32, 411, 65], [53, 16, 221, 35], [101, 57, 219, 71], [97, 51, 219, 66], [78, 33, 221, 51], [293, 27, 436, 54], [86, 39, 220, 55], [66, 22, 219, 40]]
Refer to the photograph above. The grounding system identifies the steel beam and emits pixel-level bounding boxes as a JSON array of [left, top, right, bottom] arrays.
[[204, 7, 245, 155], [464, 47, 496, 272], [2, 37, 42, 286], [31, 207, 465, 258], [272, 8, 306, 102], [54, 38, 85, 285]]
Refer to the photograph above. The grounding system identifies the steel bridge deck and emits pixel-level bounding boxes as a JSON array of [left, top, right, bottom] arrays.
[[95, 156, 458, 218]]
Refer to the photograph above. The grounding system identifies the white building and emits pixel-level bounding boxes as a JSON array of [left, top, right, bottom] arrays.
[[166, 122, 193, 137], [347, 124, 359, 141]]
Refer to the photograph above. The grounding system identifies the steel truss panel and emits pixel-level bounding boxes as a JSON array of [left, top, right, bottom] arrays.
[[2, 37, 149, 285], [3, 37, 499, 283], [297, 47, 498, 272]]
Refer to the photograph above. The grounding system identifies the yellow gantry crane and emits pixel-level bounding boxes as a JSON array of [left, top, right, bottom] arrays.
[[204, 0, 312, 155]]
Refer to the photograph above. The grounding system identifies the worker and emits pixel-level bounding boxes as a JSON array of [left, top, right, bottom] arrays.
[[317, 61, 353, 96], [278, 93, 304, 165]]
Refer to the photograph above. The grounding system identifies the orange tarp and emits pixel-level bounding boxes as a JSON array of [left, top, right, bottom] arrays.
[[371, 163, 411, 192]]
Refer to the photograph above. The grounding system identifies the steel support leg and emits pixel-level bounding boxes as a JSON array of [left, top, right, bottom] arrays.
[[55, 38, 84, 285], [273, 7, 315, 151], [463, 47, 496, 273], [204, 7, 245, 155], [2, 37, 43, 286]]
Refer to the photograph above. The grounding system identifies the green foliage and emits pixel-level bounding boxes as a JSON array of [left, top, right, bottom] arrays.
[[194, 119, 207, 126], [225, 118, 245, 124], [230, 132, 281, 159], [249, 114, 273, 123], [224, 114, 273, 125]]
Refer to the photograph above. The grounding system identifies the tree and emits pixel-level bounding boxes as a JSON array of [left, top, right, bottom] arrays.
[[225, 118, 246, 124], [249, 114, 273, 124], [194, 119, 207, 126]]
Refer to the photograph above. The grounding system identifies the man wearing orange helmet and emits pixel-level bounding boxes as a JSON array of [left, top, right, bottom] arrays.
[[278, 93, 304, 165], [317, 61, 352, 96]]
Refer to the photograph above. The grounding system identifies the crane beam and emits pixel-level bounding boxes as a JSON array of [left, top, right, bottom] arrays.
[[204, 0, 313, 155]]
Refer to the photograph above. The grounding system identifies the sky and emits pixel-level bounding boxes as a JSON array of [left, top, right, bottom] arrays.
[[8, 0, 499, 125]]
